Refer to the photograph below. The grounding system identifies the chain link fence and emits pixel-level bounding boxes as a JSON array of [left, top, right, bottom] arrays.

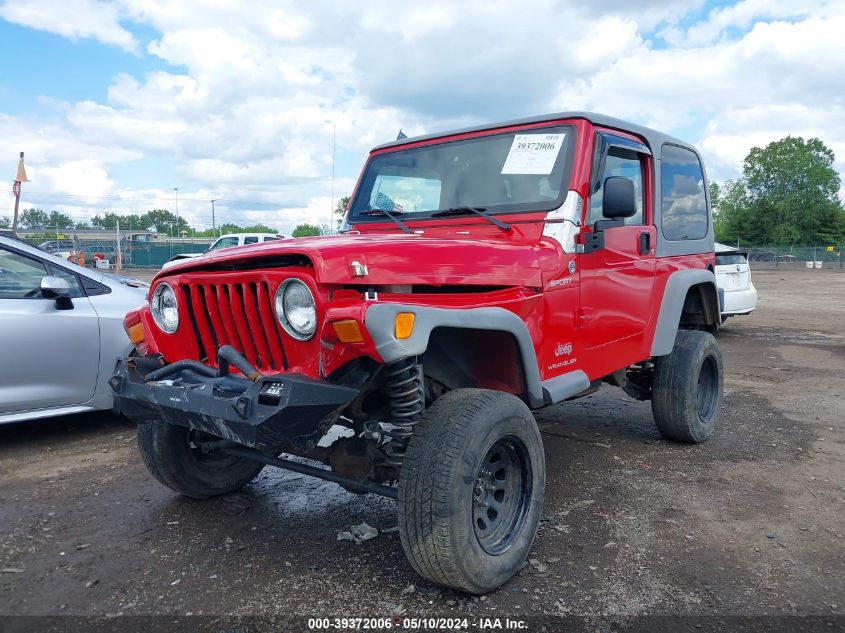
[[16, 233, 845, 272], [735, 244, 844, 270], [21, 235, 212, 270]]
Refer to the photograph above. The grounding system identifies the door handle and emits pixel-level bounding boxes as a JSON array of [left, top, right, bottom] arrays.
[[639, 232, 651, 255]]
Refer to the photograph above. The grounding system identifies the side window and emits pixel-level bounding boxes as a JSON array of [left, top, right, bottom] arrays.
[[47, 265, 85, 299], [660, 144, 708, 240], [243, 236, 259, 245], [0, 248, 48, 299], [210, 236, 239, 250], [589, 147, 645, 225]]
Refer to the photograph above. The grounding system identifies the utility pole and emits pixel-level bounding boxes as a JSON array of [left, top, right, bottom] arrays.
[[330, 124, 336, 235], [173, 187, 180, 240], [11, 152, 28, 233], [116, 219, 122, 273], [210, 199, 217, 235]]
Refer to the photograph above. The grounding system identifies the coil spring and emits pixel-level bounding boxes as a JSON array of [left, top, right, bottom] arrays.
[[383, 357, 424, 466]]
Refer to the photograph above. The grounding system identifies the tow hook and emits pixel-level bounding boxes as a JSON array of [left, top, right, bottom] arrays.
[[217, 345, 263, 381]]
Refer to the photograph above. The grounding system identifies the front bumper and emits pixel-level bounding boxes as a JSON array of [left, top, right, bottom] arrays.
[[110, 354, 358, 454]]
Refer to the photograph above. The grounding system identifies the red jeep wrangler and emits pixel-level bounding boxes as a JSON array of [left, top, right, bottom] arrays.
[[112, 112, 723, 594]]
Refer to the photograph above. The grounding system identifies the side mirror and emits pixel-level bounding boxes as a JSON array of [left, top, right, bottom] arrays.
[[602, 176, 637, 219], [40, 276, 74, 309]]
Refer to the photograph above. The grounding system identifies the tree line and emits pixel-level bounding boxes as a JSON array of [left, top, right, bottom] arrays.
[[0, 208, 279, 238], [711, 136, 844, 246], [5, 138, 842, 246], [0, 207, 341, 239]]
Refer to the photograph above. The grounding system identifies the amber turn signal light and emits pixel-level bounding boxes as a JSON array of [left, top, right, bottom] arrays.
[[394, 312, 415, 340], [127, 322, 145, 345], [332, 319, 364, 343]]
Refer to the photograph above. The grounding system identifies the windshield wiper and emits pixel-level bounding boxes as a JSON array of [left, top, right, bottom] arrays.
[[358, 209, 414, 234], [430, 207, 511, 232]]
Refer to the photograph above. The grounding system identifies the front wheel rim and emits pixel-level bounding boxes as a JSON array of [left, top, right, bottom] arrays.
[[472, 434, 533, 555], [187, 429, 242, 471], [696, 355, 719, 423]]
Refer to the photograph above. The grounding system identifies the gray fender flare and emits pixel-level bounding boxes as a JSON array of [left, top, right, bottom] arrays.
[[650, 269, 720, 356], [365, 303, 566, 408]]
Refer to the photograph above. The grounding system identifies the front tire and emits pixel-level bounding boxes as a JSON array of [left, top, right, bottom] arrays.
[[398, 389, 545, 594], [651, 329, 724, 443], [137, 421, 264, 499]]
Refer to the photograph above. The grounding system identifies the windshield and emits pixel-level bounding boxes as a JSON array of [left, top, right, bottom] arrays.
[[348, 124, 574, 223]]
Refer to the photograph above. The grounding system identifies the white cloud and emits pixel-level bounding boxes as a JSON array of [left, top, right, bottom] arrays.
[[0, 0, 136, 51], [37, 160, 115, 198], [660, 0, 841, 47], [1, 0, 844, 230]]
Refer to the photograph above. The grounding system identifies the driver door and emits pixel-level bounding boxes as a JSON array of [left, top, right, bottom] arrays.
[[0, 245, 100, 414], [578, 133, 656, 376]]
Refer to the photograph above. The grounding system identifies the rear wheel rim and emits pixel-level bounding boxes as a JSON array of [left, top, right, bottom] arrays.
[[472, 434, 532, 555], [697, 355, 719, 423]]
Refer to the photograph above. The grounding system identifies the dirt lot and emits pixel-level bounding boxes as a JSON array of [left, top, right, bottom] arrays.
[[1, 270, 843, 628]]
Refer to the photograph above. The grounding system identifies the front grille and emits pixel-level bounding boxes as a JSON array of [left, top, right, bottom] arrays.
[[180, 280, 289, 371]]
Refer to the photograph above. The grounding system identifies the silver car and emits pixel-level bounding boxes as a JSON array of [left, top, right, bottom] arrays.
[[0, 233, 148, 423]]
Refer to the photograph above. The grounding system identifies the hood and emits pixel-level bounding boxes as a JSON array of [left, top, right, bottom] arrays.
[[160, 233, 544, 287]]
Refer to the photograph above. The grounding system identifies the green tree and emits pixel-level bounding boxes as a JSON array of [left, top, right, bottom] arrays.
[[708, 181, 721, 214], [335, 195, 350, 228], [742, 136, 844, 244], [0, 216, 10, 228], [240, 223, 277, 234], [202, 223, 278, 237], [292, 223, 321, 237], [91, 212, 121, 230], [210, 223, 241, 236], [47, 210, 75, 230], [713, 180, 751, 244], [18, 208, 49, 229], [133, 209, 192, 235], [91, 212, 140, 231]]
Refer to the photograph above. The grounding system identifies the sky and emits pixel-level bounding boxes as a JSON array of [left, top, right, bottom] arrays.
[[1, 0, 844, 236]]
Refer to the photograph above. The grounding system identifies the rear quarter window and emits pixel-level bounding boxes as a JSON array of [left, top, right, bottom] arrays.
[[660, 144, 708, 241]]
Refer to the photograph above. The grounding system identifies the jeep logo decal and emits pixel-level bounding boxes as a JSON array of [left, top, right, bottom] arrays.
[[554, 342, 573, 357]]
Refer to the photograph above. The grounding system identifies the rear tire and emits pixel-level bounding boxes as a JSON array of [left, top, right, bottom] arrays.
[[398, 389, 545, 594], [137, 421, 264, 499], [652, 329, 723, 443]]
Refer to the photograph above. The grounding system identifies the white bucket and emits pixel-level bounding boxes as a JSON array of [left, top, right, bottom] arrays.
[[806, 261, 814, 269], [814, 261, 823, 269]]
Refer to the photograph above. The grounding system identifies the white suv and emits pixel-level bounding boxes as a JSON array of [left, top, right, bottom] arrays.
[[163, 233, 283, 269], [715, 242, 758, 320]]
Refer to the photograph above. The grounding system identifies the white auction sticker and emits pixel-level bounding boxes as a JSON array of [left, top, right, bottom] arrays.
[[501, 133, 566, 175]]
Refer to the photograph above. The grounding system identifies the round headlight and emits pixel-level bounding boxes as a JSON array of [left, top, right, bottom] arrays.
[[150, 282, 180, 334], [274, 279, 317, 340]]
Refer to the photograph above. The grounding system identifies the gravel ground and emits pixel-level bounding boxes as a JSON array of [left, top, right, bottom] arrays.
[[1, 270, 843, 628]]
